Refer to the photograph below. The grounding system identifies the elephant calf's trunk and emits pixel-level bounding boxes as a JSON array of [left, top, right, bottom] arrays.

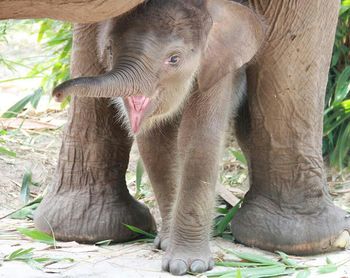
[[52, 72, 134, 102]]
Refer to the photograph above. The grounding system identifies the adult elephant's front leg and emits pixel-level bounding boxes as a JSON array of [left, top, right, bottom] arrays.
[[232, 0, 350, 254], [34, 24, 155, 242]]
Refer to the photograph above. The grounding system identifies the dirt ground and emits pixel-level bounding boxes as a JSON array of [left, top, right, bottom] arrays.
[[0, 111, 349, 278]]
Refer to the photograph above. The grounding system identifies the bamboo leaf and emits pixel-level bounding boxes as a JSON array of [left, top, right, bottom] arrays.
[[0, 146, 16, 157], [230, 150, 247, 166], [1, 93, 34, 118], [296, 269, 311, 278], [135, 159, 144, 196], [318, 264, 338, 274], [95, 239, 113, 246], [17, 228, 55, 246], [225, 250, 283, 266], [5, 248, 34, 261], [20, 170, 33, 204], [123, 224, 156, 239], [214, 200, 242, 236]]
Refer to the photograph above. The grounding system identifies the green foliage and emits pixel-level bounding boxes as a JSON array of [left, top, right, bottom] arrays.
[[4, 247, 73, 269], [95, 239, 113, 246], [135, 159, 145, 199], [17, 228, 56, 246], [324, 1, 350, 170], [0, 129, 16, 157], [123, 224, 156, 239], [214, 200, 242, 237], [0, 19, 72, 117], [20, 169, 40, 204], [1, 89, 42, 118], [208, 250, 346, 278]]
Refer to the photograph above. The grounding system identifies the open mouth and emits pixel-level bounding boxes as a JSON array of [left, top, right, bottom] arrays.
[[126, 96, 151, 133]]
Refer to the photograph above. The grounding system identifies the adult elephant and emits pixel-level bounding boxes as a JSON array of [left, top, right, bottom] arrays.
[[1, 0, 348, 254]]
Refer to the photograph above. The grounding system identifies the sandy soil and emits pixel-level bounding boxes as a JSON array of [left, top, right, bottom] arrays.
[[0, 114, 349, 278]]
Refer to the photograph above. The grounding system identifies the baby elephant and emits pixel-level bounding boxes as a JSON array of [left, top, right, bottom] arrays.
[[54, 0, 265, 275]]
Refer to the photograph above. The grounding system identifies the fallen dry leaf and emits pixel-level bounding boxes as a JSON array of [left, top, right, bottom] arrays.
[[0, 118, 59, 130]]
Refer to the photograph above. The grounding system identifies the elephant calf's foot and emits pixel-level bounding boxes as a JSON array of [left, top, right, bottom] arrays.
[[154, 233, 170, 251], [231, 195, 350, 255], [162, 243, 214, 276], [154, 223, 171, 250]]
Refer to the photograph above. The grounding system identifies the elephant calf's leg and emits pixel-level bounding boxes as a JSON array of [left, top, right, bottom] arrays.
[[163, 79, 233, 275], [137, 120, 180, 250], [232, 0, 350, 255]]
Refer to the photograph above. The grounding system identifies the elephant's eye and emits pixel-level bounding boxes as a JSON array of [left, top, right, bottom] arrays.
[[166, 55, 180, 65]]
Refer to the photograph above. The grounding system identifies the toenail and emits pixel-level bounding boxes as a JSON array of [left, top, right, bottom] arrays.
[[169, 259, 188, 276], [190, 259, 206, 273]]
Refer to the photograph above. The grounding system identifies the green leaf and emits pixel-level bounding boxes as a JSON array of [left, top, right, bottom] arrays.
[[10, 203, 39, 220], [17, 228, 55, 246], [342, 0, 350, 6], [333, 66, 350, 104], [318, 264, 338, 274], [1, 93, 34, 118], [216, 207, 229, 214], [225, 250, 284, 266], [0, 146, 16, 157], [216, 261, 267, 267], [30, 88, 43, 109], [135, 159, 144, 196], [208, 265, 287, 278], [230, 150, 247, 166], [214, 200, 242, 236], [235, 268, 242, 278], [296, 269, 311, 278], [5, 248, 34, 261], [123, 224, 156, 239], [275, 251, 300, 267], [95, 239, 113, 246], [20, 170, 33, 204]]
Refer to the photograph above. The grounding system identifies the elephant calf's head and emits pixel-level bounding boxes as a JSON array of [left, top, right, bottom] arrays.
[[53, 0, 265, 133]]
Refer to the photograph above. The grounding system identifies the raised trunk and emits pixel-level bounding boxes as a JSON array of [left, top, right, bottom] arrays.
[[232, 0, 350, 255], [52, 66, 147, 101], [34, 23, 155, 242], [53, 72, 134, 101], [0, 0, 143, 23]]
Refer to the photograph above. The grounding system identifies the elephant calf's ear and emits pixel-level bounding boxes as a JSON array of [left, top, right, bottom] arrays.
[[198, 0, 265, 92]]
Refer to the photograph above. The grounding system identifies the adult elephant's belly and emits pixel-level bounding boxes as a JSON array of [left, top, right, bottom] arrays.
[[0, 0, 144, 23]]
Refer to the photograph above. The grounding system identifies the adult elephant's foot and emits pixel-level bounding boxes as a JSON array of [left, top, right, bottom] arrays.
[[34, 186, 156, 243], [162, 243, 214, 276], [34, 98, 156, 243], [231, 194, 350, 255]]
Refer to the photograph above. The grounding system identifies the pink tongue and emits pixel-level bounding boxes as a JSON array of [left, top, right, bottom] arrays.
[[127, 96, 150, 133]]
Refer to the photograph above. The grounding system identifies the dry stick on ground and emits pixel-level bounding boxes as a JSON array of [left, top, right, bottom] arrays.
[[217, 184, 241, 207]]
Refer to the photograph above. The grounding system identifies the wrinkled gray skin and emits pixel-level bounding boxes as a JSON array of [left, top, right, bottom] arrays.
[[53, 0, 264, 275]]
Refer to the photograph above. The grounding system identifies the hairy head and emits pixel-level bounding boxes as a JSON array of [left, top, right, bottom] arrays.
[[98, 0, 213, 133], [53, 0, 265, 134]]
